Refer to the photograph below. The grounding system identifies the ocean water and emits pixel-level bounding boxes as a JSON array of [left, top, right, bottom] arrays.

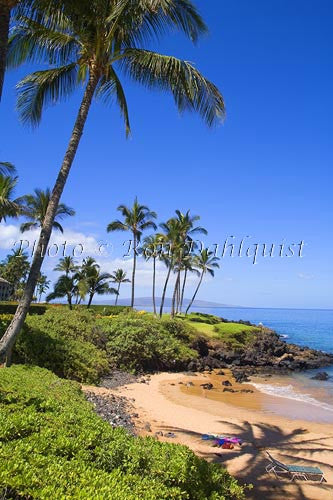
[[166, 306, 333, 421]]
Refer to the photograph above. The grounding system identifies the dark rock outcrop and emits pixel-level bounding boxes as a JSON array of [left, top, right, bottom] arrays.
[[188, 329, 333, 375]]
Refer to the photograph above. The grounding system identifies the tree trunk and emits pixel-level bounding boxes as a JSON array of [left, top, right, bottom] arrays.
[[0, 1, 13, 101], [0, 70, 99, 365], [87, 292, 94, 308], [152, 256, 156, 315], [176, 273, 181, 314], [67, 293, 72, 310], [180, 269, 188, 313], [171, 271, 180, 317], [185, 271, 204, 316], [131, 233, 136, 308], [115, 282, 120, 305], [159, 263, 172, 317]]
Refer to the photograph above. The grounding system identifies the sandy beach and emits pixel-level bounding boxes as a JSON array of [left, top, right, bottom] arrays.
[[89, 370, 333, 500]]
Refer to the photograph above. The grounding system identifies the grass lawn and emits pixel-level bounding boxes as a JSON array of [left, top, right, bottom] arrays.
[[183, 313, 259, 347]]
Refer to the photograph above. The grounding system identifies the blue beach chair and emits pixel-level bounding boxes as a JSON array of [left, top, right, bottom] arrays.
[[265, 451, 326, 483]]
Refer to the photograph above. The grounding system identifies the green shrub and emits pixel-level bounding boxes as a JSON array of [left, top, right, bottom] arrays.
[[0, 366, 246, 499], [98, 312, 197, 372], [161, 317, 196, 342], [0, 311, 108, 384], [88, 304, 132, 315], [0, 301, 50, 315], [186, 312, 223, 325]]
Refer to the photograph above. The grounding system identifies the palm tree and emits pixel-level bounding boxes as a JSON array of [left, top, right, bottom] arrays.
[[20, 188, 75, 233], [46, 274, 77, 309], [140, 234, 162, 315], [0, 174, 21, 222], [85, 266, 116, 308], [185, 249, 220, 316], [107, 198, 157, 307], [110, 268, 130, 306], [54, 256, 77, 276], [1, 0, 225, 364], [35, 272, 50, 302], [158, 217, 182, 317], [173, 210, 207, 313]]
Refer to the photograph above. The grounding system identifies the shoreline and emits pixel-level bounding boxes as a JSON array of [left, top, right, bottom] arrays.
[[101, 370, 333, 500]]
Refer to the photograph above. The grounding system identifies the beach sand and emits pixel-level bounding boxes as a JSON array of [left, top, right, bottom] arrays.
[[88, 371, 333, 500]]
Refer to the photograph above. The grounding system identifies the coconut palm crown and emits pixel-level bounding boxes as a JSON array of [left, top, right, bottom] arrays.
[[20, 188, 75, 233], [8, 0, 225, 130]]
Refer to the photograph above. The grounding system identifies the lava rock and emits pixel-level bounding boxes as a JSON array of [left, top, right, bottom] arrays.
[[85, 391, 135, 435], [222, 380, 232, 387], [200, 383, 213, 390]]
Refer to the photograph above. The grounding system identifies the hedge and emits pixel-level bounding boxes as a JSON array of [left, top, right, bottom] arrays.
[[0, 366, 246, 499]]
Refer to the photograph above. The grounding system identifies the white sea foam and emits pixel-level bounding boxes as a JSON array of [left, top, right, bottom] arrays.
[[251, 382, 333, 413]]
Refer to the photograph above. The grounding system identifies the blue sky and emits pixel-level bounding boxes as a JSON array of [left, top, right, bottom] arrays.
[[0, 0, 332, 308]]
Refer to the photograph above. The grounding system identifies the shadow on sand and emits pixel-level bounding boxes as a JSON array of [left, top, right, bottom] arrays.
[[159, 420, 333, 500]]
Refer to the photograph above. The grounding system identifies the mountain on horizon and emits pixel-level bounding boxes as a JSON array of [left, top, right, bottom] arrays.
[[101, 297, 236, 308]]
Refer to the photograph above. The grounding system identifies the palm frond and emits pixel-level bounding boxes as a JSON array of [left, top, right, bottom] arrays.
[[96, 66, 131, 137], [52, 221, 64, 232], [0, 162, 16, 176], [107, 220, 129, 232], [109, 0, 207, 47], [120, 49, 225, 126], [7, 19, 80, 69], [20, 221, 39, 232], [16, 63, 78, 125]]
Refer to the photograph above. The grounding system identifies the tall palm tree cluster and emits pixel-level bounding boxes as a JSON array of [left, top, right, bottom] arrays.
[[47, 256, 118, 309], [0, 0, 225, 363], [107, 199, 220, 317]]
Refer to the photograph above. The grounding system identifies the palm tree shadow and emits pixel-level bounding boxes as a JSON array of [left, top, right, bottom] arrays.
[[158, 420, 333, 500]]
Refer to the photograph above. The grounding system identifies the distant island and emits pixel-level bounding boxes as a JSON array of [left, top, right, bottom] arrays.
[[107, 297, 237, 308]]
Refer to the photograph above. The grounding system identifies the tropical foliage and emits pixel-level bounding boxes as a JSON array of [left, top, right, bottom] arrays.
[[0, 249, 30, 299], [47, 256, 117, 308]]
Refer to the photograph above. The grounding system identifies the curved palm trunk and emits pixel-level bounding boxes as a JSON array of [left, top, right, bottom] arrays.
[[115, 282, 121, 305], [0, 71, 99, 365], [152, 256, 156, 315], [131, 233, 136, 308], [185, 271, 204, 316], [159, 263, 172, 317], [180, 269, 188, 313], [0, 1, 15, 101]]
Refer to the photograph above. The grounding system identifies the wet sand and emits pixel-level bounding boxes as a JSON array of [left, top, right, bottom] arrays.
[[108, 370, 333, 500]]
